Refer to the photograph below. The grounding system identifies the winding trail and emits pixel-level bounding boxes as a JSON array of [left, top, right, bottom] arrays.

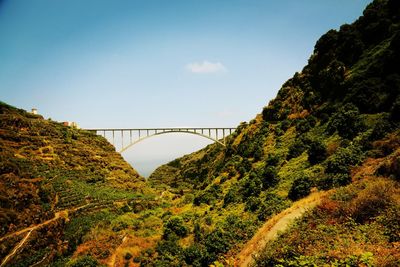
[[108, 235, 128, 267], [0, 230, 33, 267], [0, 204, 90, 267], [235, 190, 330, 267]]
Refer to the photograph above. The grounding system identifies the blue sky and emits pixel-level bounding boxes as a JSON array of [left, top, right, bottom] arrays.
[[0, 0, 372, 176]]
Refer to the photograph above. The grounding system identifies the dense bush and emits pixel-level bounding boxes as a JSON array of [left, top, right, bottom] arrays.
[[223, 188, 239, 207], [377, 205, 400, 242], [183, 245, 207, 266], [347, 179, 396, 223], [376, 156, 400, 181], [288, 176, 312, 200], [257, 193, 290, 221], [326, 145, 363, 174], [327, 103, 365, 139], [262, 101, 281, 121], [156, 238, 183, 263], [204, 229, 232, 258], [193, 184, 222, 206], [262, 166, 279, 188], [265, 154, 281, 167], [241, 175, 262, 198], [295, 119, 312, 134], [307, 139, 327, 165], [317, 173, 351, 190], [287, 137, 309, 159], [369, 115, 393, 140], [163, 216, 188, 239], [245, 196, 262, 212]]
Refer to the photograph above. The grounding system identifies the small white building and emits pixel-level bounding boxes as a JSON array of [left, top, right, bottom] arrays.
[[63, 121, 80, 129], [31, 108, 38, 115]]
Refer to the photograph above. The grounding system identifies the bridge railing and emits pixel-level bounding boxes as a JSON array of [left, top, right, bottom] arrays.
[[86, 127, 236, 153]]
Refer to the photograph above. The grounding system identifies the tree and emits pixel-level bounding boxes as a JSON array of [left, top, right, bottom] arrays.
[[288, 176, 312, 201], [308, 140, 327, 165], [262, 166, 278, 188], [287, 138, 307, 159], [327, 103, 365, 139], [326, 146, 363, 174], [163, 216, 188, 239]]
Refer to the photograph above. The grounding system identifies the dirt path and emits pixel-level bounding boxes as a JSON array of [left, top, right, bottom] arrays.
[[0, 230, 32, 267], [0, 203, 89, 267], [108, 235, 128, 267], [235, 190, 330, 267]]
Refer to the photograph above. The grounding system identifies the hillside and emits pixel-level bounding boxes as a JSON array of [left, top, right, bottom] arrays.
[[146, 0, 400, 265], [0, 102, 151, 266], [1, 0, 400, 266]]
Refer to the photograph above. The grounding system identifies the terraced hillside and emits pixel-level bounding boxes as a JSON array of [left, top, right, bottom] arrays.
[[0, 102, 151, 266]]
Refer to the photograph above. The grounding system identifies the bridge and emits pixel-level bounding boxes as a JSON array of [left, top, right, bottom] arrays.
[[87, 127, 236, 153]]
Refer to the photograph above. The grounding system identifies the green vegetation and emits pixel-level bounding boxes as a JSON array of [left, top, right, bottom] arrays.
[[144, 0, 400, 264], [0, 101, 147, 266], [254, 178, 400, 266], [2, 0, 400, 266]]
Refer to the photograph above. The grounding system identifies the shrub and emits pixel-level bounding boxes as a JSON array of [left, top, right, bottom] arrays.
[[287, 139, 307, 159], [223, 188, 239, 207], [377, 205, 400, 242], [262, 102, 281, 122], [204, 229, 231, 257], [193, 184, 222, 206], [317, 173, 351, 190], [245, 196, 262, 212], [296, 119, 311, 134], [257, 193, 290, 221], [163, 216, 188, 239], [265, 154, 280, 167], [288, 176, 312, 201], [241, 176, 262, 198], [262, 166, 279, 188], [347, 179, 395, 223], [308, 139, 327, 165], [327, 103, 365, 139], [156, 238, 183, 262], [184, 245, 207, 266], [326, 145, 363, 175], [369, 115, 393, 141]]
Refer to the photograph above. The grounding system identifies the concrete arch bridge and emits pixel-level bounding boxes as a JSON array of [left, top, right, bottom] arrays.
[[87, 127, 236, 153]]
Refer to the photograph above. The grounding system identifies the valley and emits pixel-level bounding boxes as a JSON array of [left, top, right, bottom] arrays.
[[1, 0, 400, 266]]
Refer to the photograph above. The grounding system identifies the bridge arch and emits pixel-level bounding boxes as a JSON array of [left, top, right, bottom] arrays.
[[119, 130, 225, 153], [87, 127, 236, 153]]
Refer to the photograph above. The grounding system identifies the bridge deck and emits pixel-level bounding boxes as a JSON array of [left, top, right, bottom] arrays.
[[86, 127, 236, 153]]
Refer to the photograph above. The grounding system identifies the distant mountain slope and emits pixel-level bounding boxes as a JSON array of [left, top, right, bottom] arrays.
[[145, 0, 400, 265], [0, 101, 149, 266], [150, 0, 400, 198]]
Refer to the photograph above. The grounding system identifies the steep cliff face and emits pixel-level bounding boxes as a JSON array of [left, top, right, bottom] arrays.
[[0, 101, 148, 266], [145, 0, 400, 265]]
